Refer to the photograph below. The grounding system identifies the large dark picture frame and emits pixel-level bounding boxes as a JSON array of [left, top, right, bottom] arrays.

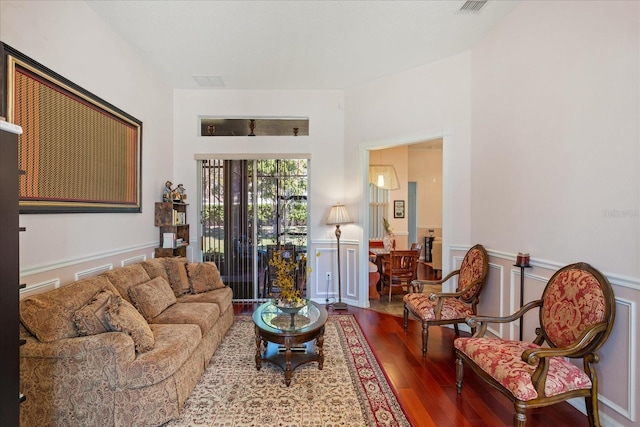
[[0, 43, 142, 213]]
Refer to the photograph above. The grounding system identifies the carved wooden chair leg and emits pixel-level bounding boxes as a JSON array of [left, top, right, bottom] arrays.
[[586, 389, 601, 427], [403, 306, 409, 331], [455, 356, 464, 393], [514, 404, 526, 427], [421, 322, 429, 356]]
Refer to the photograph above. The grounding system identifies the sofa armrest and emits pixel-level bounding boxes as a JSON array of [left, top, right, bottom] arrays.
[[21, 332, 136, 388]]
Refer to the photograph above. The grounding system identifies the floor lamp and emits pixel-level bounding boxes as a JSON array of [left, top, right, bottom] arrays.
[[326, 203, 352, 310]]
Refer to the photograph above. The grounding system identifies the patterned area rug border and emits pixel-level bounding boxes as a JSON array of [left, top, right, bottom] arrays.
[[331, 314, 410, 426], [165, 314, 410, 426]]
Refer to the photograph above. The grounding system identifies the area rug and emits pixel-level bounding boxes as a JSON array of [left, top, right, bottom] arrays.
[[165, 315, 410, 427]]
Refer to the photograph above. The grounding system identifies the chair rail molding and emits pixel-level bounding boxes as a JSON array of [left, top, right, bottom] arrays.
[[20, 241, 157, 277]]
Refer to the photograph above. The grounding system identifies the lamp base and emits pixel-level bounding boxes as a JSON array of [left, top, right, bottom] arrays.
[[332, 301, 348, 311]]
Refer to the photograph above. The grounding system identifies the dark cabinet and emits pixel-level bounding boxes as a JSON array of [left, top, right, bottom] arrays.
[[0, 120, 23, 425], [423, 236, 434, 262]]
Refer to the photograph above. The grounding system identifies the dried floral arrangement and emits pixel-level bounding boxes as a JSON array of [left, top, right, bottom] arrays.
[[269, 251, 304, 307]]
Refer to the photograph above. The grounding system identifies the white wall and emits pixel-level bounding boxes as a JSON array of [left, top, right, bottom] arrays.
[[346, 1, 639, 424], [1, 1, 173, 285], [172, 89, 346, 301], [471, 0, 639, 278], [345, 51, 472, 244], [344, 52, 472, 303], [468, 2, 639, 426]]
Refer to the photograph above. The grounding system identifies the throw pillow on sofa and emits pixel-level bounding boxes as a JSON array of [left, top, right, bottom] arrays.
[[128, 276, 177, 321], [139, 258, 170, 282], [101, 263, 152, 304], [73, 289, 115, 336], [164, 257, 191, 297], [187, 262, 225, 294], [106, 295, 155, 353], [20, 275, 119, 342]]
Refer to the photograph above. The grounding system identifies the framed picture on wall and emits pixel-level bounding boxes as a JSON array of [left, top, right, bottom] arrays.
[[1, 42, 143, 213], [394, 200, 405, 218]]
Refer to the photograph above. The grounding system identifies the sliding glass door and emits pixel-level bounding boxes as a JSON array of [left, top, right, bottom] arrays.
[[200, 158, 308, 301]]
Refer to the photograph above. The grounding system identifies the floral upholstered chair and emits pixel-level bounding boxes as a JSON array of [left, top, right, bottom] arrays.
[[454, 262, 615, 427], [403, 244, 488, 356]]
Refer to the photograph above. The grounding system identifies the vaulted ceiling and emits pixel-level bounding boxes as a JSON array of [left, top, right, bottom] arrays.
[[87, 0, 519, 90]]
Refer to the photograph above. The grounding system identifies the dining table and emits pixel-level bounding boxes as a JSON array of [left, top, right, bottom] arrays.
[[368, 247, 390, 292]]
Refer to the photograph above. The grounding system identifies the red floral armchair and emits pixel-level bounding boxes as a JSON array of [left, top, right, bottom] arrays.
[[454, 262, 616, 427], [403, 244, 488, 356]]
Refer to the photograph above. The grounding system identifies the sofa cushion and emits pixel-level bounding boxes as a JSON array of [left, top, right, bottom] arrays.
[[73, 289, 116, 336], [139, 258, 170, 282], [177, 287, 233, 315], [128, 276, 177, 321], [150, 302, 219, 336], [20, 276, 119, 342], [186, 262, 224, 294], [123, 323, 201, 389], [106, 296, 155, 353], [101, 264, 151, 305], [164, 258, 191, 297]]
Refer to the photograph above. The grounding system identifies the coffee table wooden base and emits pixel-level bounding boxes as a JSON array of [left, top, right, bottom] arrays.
[[254, 324, 325, 386]]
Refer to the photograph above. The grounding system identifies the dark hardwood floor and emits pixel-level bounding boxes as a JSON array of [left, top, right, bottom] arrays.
[[234, 262, 590, 427]]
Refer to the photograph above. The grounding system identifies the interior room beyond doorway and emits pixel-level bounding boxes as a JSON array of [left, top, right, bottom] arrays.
[[368, 139, 443, 260]]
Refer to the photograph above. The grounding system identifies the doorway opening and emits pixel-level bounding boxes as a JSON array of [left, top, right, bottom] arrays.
[[200, 158, 308, 301], [367, 140, 442, 254]]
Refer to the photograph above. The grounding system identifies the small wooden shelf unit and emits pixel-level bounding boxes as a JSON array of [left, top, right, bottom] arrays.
[[154, 201, 189, 258]]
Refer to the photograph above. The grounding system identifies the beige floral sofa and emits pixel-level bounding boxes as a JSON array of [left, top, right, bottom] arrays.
[[19, 258, 234, 427]]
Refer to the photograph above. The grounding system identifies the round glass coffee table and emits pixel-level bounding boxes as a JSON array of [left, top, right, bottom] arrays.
[[252, 300, 328, 386]]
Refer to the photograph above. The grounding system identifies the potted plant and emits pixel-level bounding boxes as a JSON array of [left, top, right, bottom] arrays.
[[382, 217, 394, 251]]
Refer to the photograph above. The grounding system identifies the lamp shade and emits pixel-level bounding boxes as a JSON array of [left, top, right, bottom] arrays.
[[326, 203, 352, 225], [369, 165, 400, 190]]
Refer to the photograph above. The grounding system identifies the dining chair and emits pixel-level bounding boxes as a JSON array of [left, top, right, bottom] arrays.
[[404, 244, 488, 356], [381, 249, 420, 302], [410, 242, 423, 259], [454, 262, 615, 427]]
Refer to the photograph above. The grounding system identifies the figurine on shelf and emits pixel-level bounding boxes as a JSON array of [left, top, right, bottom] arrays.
[[162, 181, 173, 202], [175, 184, 187, 202]]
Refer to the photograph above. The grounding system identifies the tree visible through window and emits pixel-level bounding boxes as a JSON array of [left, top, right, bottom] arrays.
[[201, 159, 308, 301]]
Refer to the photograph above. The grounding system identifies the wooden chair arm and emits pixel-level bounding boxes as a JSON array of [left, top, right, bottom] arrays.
[[466, 300, 542, 337], [426, 276, 485, 301], [522, 322, 608, 364], [522, 322, 607, 397], [428, 290, 463, 300], [410, 269, 460, 290]]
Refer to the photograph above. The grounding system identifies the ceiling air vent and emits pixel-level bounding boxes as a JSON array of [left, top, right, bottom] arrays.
[[459, 0, 488, 14]]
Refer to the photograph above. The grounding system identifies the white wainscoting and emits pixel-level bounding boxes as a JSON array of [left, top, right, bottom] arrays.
[[122, 254, 147, 267], [75, 264, 113, 281], [19, 278, 60, 298]]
